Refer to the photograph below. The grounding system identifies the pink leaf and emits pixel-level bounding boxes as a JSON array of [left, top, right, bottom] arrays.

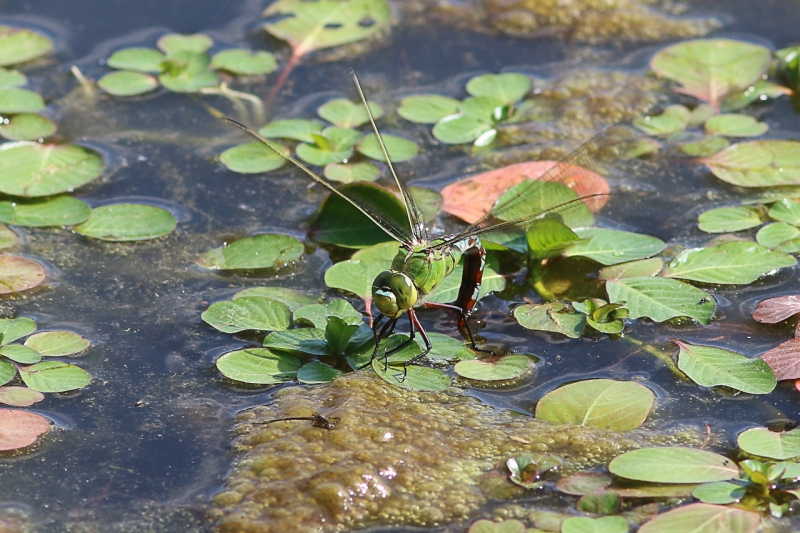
[[761, 338, 800, 381], [0, 409, 50, 451], [753, 295, 800, 324]]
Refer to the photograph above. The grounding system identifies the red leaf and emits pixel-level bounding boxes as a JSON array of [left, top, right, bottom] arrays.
[[441, 161, 609, 224], [753, 295, 800, 324], [761, 338, 800, 381], [0, 409, 50, 451]]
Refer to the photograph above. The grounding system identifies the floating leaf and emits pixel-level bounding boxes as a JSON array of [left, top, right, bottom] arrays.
[[234, 287, 318, 311], [633, 105, 690, 136], [98, 71, 159, 97], [722, 79, 793, 111], [697, 206, 763, 233], [0, 27, 52, 66], [465, 73, 531, 104], [259, 119, 324, 143], [158, 51, 217, 93], [220, 141, 288, 174], [0, 112, 56, 141], [0, 359, 14, 386], [674, 340, 777, 394], [705, 114, 768, 137], [514, 302, 585, 338], [650, 39, 771, 107], [599, 258, 663, 280], [756, 222, 800, 248], [564, 228, 665, 266], [263, 0, 391, 57], [761, 338, 800, 381], [637, 503, 759, 533], [701, 140, 800, 187], [0, 196, 90, 227], [0, 68, 25, 89], [293, 299, 362, 329], [324, 161, 380, 183], [210, 49, 277, 75], [215, 348, 300, 384], [535, 379, 654, 431], [0, 254, 46, 293], [202, 296, 291, 334], [0, 142, 104, 197], [397, 95, 460, 124], [19, 361, 91, 392], [663, 241, 796, 284], [753, 295, 800, 324], [0, 386, 43, 407], [609, 447, 739, 483], [468, 519, 526, 533], [692, 481, 746, 504], [356, 133, 418, 162], [296, 361, 343, 384], [0, 88, 44, 113], [74, 204, 177, 241], [296, 127, 360, 166], [324, 242, 398, 299], [0, 344, 41, 364], [318, 98, 382, 129], [156, 33, 213, 55], [769, 197, 800, 225], [432, 114, 493, 145], [372, 361, 450, 391], [0, 409, 49, 451], [737, 427, 800, 460], [454, 355, 530, 382], [263, 327, 330, 357], [0, 225, 17, 250], [107, 47, 165, 73], [680, 136, 730, 157], [561, 516, 628, 533], [197, 234, 303, 270], [606, 276, 715, 324], [24, 331, 90, 356], [0, 317, 36, 343]]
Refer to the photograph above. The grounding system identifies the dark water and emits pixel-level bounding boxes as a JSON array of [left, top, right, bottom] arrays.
[[0, 0, 799, 531]]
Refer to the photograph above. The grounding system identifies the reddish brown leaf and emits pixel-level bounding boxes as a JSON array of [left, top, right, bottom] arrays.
[[753, 295, 800, 324], [0, 409, 50, 451], [441, 161, 608, 224], [0, 254, 46, 293], [761, 338, 800, 381], [0, 386, 44, 407]]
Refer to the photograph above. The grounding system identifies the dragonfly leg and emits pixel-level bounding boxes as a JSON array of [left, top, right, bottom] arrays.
[[401, 309, 432, 380], [423, 301, 495, 355]]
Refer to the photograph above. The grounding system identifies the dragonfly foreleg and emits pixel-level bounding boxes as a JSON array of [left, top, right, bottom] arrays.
[[401, 309, 432, 379], [423, 301, 495, 356]]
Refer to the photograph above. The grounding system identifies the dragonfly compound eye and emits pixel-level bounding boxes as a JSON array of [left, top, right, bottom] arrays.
[[372, 270, 418, 317]]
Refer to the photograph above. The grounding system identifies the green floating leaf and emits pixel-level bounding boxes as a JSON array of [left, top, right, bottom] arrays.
[[697, 205, 763, 233], [692, 481, 746, 504], [198, 234, 303, 270], [432, 114, 492, 144], [650, 39, 771, 107], [609, 447, 739, 483], [536, 379, 654, 431], [324, 161, 380, 183], [263, 327, 329, 356], [98, 71, 159, 97], [0, 409, 50, 451], [0, 142, 104, 197], [0, 196, 91, 227], [19, 361, 91, 392], [425, 264, 505, 305], [74, 204, 176, 241], [598, 258, 663, 280], [0, 226, 17, 250], [216, 348, 300, 384], [705, 114, 768, 137], [211, 49, 277, 75], [769, 198, 800, 225], [663, 241, 796, 284], [234, 287, 317, 312], [24, 331, 90, 356], [221, 141, 288, 174], [325, 242, 398, 299], [561, 516, 628, 533], [680, 135, 730, 157], [263, 0, 391, 56], [606, 276, 715, 324], [637, 503, 759, 533], [0, 344, 40, 364], [633, 105, 690, 136], [756, 222, 800, 248], [0, 360, 14, 386], [202, 296, 291, 334], [514, 302, 585, 338], [526, 218, 580, 261], [0, 88, 44, 113], [107, 47, 165, 73], [722, 79, 792, 112], [297, 361, 342, 384], [465, 73, 531, 105], [468, 519, 526, 533], [372, 360, 450, 391], [158, 51, 218, 93], [157, 33, 213, 55], [0, 254, 46, 293], [674, 340, 777, 394], [0, 386, 43, 407], [398, 95, 460, 124], [737, 427, 800, 460], [259, 119, 324, 143], [0, 68, 26, 88], [294, 299, 362, 329], [0, 112, 56, 141], [702, 140, 800, 187], [454, 354, 530, 382], [318, 98, 382, 129], [296, 127, 360, 166], [0, 317, 35, 343], [356, 133, 418, 162], [565, 228, 666, 266], [0, 26, 52, 66]]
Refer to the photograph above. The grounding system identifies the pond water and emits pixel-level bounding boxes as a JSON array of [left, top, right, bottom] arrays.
[[1, 0, 800, 532]]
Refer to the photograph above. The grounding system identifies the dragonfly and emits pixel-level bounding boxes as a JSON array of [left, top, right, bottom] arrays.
[[225, 73, 643, 375]]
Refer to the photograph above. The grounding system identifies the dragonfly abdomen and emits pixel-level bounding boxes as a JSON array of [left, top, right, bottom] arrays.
[[450, 235, 486, 328]]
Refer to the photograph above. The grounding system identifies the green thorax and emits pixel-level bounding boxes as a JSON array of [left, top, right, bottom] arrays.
[[391, 239, 461, 296]]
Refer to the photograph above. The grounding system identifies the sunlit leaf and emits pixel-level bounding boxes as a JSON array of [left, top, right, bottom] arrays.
[[215, 348, 300, 384], [233, 287, 318, 311], [526, 219, 580, 261], [432, 114, 493, 145], [0, 409, 49, 451], [296, 126, 360, 166], [0, 317, 35, 343], [691, 481, 746, 504], [514, 302, 585, 338], [598, 258, 663, 280], [19, 361, 91, 392], [0, 360, 14, 386], [294, 299, 364, 329], [637, 503, 759, 533], [356, 133, 418, 162], [74, 204, 177, 241], [468, 519, 526, 533], [211, 49, 278, 75], [674, 340, 777, 394], [650, 39, 771, 107], [24, 331, 90, 356], [535, 379, 654, 431], [555, 472, 613, 496], [197, 234, 303, 270], [156, 33, 213, 55], [697, 205, 763, 233], [98, 71, 159, 97], [372, 361, 450, 391], [0, 196, 90, 227], [220, 141, 288, 174], [107, 47, 165, 73], [324, 161, 380, 183], [0, 112, 56, 141], [769, 197, 800, 225], [0, 344, 40, 364], [0, 27, 52, 66], [297, 361, 342, 384], [397, 95, 460, 124], [756, 222, 800, 248], [158, 51, 218, 93], [737, 427, 800, 460], [701, 140, 800, 187], [202, 296, 292, 334], [454, 355, 530, 382], [259, 119, 324, 143], [465, 73, 531, 105], [633, 105, 690, 136], [705, 114, 768, 137], [606, 276, 715, 324], [561, 516, 628, 533], [0, 141, 104, 197], [324, 242, 398, 299], [663, 241, 796, 283], [0, 386, 43, 407], [0, 254, 45, 293], [318, 98, 382, 128], [564, 228, 665, 265], [609, 447, 739, 483]]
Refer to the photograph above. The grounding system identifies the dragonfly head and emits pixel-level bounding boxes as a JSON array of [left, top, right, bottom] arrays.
[[372, 270, 418, 318]]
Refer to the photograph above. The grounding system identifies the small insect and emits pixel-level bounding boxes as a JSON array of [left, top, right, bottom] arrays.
[[258, 414, 337, 430], [226, 73, 640, 376]]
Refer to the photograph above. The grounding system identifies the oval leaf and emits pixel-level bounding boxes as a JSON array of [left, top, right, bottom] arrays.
[[737, 427, 800, 460], [0, 27, 52, 66], [637, 503, 759, 533], [0, 409, 49, 450], [454, 354, 531, 382], [702, 140, 800, 187], [606, 277, 715, 324], [0, 142, 104, 197], [216, 348, 300, 384], [24, 331, 90, 356], [0, 254, 45, 293], [202, 296, 291, 334], [674, 340, 777, 394], [74, 204, 177, 241], [19, 361, 91, 392], [197, 234, 303, 270], [663, 241, 796, 284], [609, 447, 738, 483]]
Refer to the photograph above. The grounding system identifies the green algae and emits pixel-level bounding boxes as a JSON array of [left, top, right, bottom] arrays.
[[211, 373, 700, 532]]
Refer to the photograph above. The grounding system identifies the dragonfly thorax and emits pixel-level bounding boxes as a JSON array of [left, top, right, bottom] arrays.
[[372, 270, 418, 318]]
